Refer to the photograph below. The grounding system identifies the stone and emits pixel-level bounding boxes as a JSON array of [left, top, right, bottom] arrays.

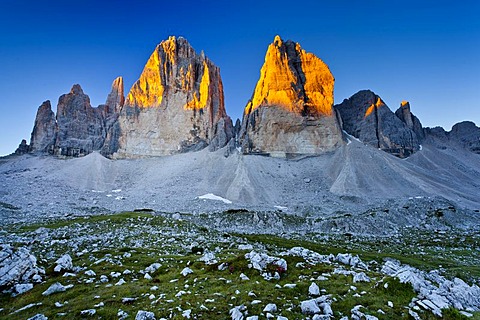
[[135, 310, 156, 320], [54, 254, 73, 272], [239, 35, 344, 157], [353, 272, 371, 283], [0, 245, 43, 289], [320, 302, 333, 316], [300, 299, 321, 315], [14, 283, 34, 295], [309, 282, 320, 296], [335, 90, 421, 158], [27, 315, 48, 320], [263, 303, 277, 313], [80, 309, 96, 316], [115, 36, 233, 157], [381, 259, 480, 313], [180, 267, 193, 276], [229, 305, 245, 320], [42, 282, 73, 296]]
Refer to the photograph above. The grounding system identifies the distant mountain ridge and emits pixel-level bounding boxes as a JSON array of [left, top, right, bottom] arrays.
[[14, 36, 480, 158]]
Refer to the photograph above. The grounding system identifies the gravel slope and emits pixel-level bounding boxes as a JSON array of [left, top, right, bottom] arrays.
[[1, 139, 479, 231]]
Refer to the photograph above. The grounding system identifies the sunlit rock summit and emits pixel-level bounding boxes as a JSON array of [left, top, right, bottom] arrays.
[[115, 36, 233, 157], [239, 35, 344, 156]]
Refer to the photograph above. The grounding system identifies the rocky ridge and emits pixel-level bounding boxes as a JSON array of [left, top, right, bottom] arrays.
[[16, 37, 233, 158], [13, 35, 480, 159], [335, 90, 422, 158]]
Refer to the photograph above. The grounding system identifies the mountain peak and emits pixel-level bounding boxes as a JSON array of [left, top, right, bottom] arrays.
[[70, 84, 84, 95], [245, 35, 334, 116], [240, 36, 343, 156]]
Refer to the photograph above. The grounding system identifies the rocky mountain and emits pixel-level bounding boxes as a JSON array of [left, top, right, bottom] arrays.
[[423, 121, 480, 154], [15, 37, 233, 158], [114, 36, 233, 157], [239, 36, 344, 157], [449, 121, 480, 154], [334, 90, 421, 158], [12, 35, 479, 160]]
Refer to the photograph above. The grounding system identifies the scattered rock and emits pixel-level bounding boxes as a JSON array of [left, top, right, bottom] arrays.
[[27, 314, 48, 320], [181, 267, 193, 277], [42, 282, 74, 296], [263, 303, 277, 313], [309, 282, 320, 296], [80, 309, 96, 316], [300, 299, 321, 315], [353, 272, 370, 283], [54, 254, 73, 272], [13, 283, 34, 295], [135, 310, 156, 320]]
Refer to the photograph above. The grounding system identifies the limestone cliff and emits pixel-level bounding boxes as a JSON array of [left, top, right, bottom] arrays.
[[115, 36, 233, 157], [239, 35, 344, 157], [101, 77, 125, 155], [29, 100, 57, 153], [54, 84, 106, 157], [335, 90, 421, 158]]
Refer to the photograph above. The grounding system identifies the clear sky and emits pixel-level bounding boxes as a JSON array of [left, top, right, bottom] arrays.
[[0, 0, 479, 156]]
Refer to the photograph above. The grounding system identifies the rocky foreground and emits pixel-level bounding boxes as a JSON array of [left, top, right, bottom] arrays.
[[1, 211, 479, 319]]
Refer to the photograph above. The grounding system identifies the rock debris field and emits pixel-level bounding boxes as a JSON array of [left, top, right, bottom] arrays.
[[1, 211, 479, 319], [1, 138, 480, 319]]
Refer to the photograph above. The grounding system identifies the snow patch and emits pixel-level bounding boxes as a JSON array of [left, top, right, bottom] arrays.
[[198, 193, 232, 204]]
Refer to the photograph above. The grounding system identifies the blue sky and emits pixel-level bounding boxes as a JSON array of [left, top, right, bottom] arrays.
[[0, 0, 479, 156]]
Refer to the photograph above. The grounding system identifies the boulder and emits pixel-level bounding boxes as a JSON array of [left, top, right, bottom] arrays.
[[0, 245, 43, 290], [335, 90, 421, 158], [239, 35, 344, 157], [115, 36, 233, 157]]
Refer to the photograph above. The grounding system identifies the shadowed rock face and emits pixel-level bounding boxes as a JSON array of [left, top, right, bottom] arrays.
[[115, 36, 233, 157], [100, 77, 125, 155], [239, 35, 344, 157], [29, 100, 57, 153], [54, 84, 107, 157], [395, 101, 425, 140], [335, 90, 421, 158], [449, 121, 480, 154]]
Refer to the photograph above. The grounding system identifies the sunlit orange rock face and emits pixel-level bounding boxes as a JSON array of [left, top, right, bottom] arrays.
[[245, 36, 334, 116], [116, 36, 232, 157], [240, 36, 343, 157]]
